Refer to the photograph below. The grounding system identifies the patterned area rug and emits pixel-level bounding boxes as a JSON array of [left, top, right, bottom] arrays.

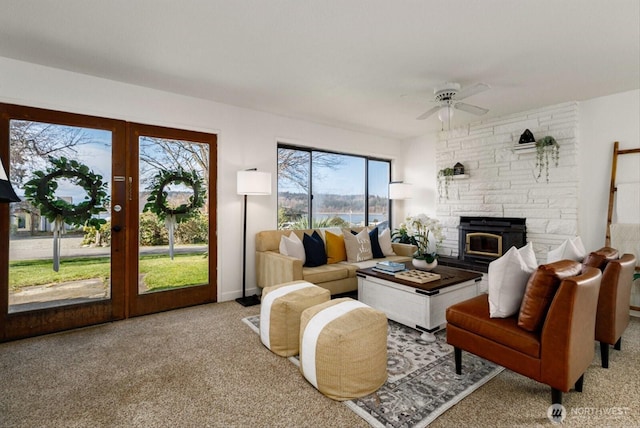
[[243, 315, 503, 428]]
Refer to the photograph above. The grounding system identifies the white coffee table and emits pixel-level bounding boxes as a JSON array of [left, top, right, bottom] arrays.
[[357, 264, 482, 341]]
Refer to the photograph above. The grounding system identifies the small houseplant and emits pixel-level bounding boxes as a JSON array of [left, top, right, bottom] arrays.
[[535, 136, 560, 182]]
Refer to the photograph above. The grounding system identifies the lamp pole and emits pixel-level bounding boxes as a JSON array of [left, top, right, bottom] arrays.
[[236, 169, 271, 307]]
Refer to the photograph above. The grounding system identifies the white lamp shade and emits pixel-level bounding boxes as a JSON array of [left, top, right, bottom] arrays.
[[389, 182, 412, 200], [237, 170, 272, 195]]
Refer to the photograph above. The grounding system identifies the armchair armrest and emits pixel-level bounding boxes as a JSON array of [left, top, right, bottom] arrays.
[[256, 251, 303, 288], [541, 266, 601, 391], [391, 242, 417, 257]]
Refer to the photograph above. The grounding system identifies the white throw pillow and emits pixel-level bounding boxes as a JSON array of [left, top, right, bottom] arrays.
[[488, 244, 538, 318], [378, 228, 396, 256], [278, 232, 306, 264], [518, 242, 538, 268], [342, 228, 373, 262], [546, 236, 586, 263]]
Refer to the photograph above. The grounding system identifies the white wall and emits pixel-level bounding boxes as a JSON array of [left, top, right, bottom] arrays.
[[0, 57, 403, 302], [396, 132, 438, 225], [579, 89, 640, 251]]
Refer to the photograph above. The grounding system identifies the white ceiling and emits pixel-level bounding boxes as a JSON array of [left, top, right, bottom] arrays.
[[0, 1, 638, 139]]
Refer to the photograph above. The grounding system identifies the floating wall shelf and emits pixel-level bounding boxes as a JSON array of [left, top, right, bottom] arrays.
[[512, 142, 537, 153], [452, 174, 469, 180]]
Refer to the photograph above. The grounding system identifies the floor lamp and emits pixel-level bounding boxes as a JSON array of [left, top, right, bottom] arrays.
[[0, 157, 20, 203], [236, 168, 272, 307]]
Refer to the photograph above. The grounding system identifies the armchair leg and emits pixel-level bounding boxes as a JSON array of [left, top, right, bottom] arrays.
[[454, 347, 462, 375], [614, 337, 622, 351], [551, 388, 562, 405], [575, 374, 584, 392], [600, 341, 609, 368]]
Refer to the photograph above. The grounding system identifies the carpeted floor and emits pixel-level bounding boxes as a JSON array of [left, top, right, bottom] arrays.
[[243, 315, 502, 427], [0, 301, 639, 427]]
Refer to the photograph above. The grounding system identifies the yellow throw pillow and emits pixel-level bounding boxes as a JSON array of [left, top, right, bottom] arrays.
[[325, 230, 347, 264]]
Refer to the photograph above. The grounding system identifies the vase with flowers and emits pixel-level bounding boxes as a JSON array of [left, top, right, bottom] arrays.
[[392, 214, 444, 271]]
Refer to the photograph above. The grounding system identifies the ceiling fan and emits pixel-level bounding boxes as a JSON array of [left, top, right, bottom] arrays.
[[416, 82, 490, 121]]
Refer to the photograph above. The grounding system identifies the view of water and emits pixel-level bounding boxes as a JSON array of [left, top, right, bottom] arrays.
[[315, 213, 387, 226]]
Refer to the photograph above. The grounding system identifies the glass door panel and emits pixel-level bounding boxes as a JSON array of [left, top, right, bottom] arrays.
[[138, 136, 209, 294], [8, 121, 114, 313]]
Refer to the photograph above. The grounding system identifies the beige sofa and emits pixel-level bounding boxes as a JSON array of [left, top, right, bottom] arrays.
[[255, 228, 415, 295]]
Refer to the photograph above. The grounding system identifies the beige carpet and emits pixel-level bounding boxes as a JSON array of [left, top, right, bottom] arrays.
[[0, 302, 638, 427]]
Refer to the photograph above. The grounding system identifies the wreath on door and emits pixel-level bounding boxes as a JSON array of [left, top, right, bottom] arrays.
[[143, 167, 205, 259], [23, 156, 110, 271]]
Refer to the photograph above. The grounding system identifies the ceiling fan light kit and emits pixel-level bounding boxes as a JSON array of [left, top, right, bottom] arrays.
[[416, 82, 491, 126], [437, 105, 453, 122]]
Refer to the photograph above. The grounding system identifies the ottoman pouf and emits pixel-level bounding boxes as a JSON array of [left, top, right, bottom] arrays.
[[299, 297, 388, 401], [260, 280, 330, 357]]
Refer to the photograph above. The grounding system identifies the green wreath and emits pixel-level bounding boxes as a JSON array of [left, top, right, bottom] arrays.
[[23, 157, 109, 229], [143, 168, 205, 222]]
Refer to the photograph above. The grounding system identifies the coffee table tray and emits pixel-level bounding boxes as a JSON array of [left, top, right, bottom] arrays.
[[394, 270, 441, 284]]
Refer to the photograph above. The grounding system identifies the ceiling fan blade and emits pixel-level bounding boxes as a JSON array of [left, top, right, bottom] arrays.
[[455, 83, 490, 100], [454, 102, 489, 116], [416, 105, 440, 120]]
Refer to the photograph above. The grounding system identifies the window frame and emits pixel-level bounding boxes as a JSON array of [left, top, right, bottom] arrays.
[[277, 143, 392, 229]]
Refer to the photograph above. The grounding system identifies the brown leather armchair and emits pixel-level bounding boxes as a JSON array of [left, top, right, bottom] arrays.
[[446, 261, 602, 404], [583, 247, 637, 368]]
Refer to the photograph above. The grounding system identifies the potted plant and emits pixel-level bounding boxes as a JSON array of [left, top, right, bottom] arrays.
[[395, 214, 444, 270], [535, 136, 560, 182], [437, 167, 455, 199]]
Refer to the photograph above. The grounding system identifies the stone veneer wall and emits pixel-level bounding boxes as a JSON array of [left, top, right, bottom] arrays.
[[436, 102, 579, 262]]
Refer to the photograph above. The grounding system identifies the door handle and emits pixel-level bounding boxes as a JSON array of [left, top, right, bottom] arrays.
[[112, 225, 122, 232]]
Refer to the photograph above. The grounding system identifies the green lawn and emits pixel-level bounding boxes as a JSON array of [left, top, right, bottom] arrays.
[[9, 253, 209, 293]]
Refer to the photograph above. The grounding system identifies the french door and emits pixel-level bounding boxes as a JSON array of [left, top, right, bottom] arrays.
[[126, 123, 216, 317], [0, 104, 216, 342]]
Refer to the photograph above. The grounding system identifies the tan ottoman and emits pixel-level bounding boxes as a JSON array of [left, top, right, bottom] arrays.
[[260, 280, 330, 357], [299, 297, 388, 401]]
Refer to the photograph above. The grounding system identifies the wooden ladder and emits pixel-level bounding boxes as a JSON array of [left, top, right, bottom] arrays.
[[605, 141, 640, 310]]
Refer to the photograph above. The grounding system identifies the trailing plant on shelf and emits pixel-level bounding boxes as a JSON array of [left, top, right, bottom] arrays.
[[535, 136, 560, 183], [437, 167, 455, 199]]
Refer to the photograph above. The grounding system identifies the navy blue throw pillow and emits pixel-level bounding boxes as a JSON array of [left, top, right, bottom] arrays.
[[303, 231, 327, 267], [369, 227, 385, 258]]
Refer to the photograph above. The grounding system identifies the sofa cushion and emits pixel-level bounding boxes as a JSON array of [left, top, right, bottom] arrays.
[[325, 230, 347, 264], [446, 294, 541, 358], [279, 232, 306, 264], [378, 228, 396, 256], [303, 264, 350, 283], [303, 231, 327, 267], [518, 260, 582, 332], [369, 227, 385, 259], [488, 244, 538, 318], [343, 228, 373, 262]]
